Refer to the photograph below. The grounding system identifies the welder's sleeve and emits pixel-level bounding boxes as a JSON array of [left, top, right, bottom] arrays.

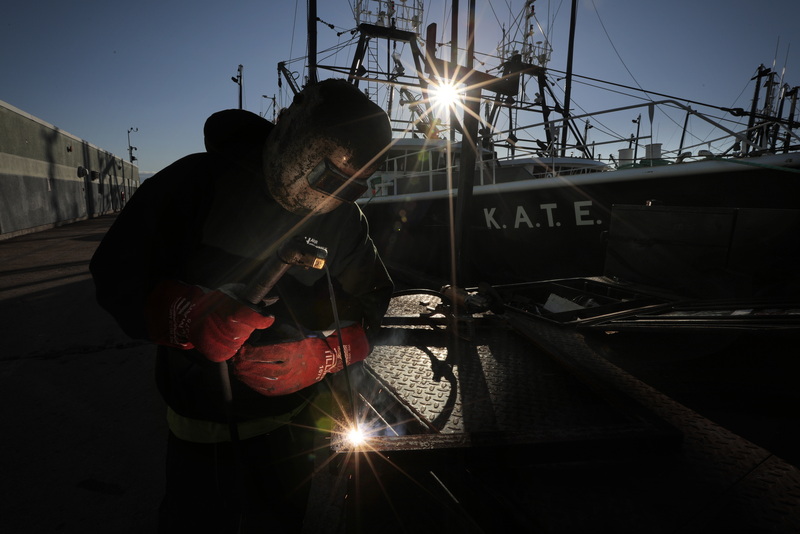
[[90, 155, 217, 341], [327, 206, 394, 337]]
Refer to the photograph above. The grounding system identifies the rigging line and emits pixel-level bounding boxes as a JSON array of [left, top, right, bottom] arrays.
[[787, 44, 798, 124], [588, 0, 650, 101], [494, 0, 522, 46], [569, 77, 688, 141], [290, 0, 300, 73], [480, 7, 533, 68], [317, 36, 359, 63], [484, 0, 503, 30], [561, 88, 623, 144], [564, 79, 759, 152], [568, 77, 653, 104], [727, 76, 753, 123], [500, 1, 530, 52], [779, 42, 792, 114], [783, 42, 792, 85], [490, 0, 557, 53], [547, 0, 565, 47], [437, 0, 450, 46], [300, 36, 360, 78], [547, 67, 744, 114], [776, 38, 786, 92], [771, 37, 780, 79]]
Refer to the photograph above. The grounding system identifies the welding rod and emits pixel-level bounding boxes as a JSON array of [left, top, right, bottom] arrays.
[[324, 266, 360, 428]]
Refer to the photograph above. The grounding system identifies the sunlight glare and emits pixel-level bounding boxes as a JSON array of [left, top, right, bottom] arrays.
[[430, 81, 462, 113]]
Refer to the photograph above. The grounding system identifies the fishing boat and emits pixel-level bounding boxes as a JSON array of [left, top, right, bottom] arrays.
[[279, 0, 800, 289], [270, 6, 800, 530]]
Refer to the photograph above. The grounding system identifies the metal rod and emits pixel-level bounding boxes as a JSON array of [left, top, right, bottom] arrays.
[[358, 393, 400, 436], [325, 266, 359, 426]]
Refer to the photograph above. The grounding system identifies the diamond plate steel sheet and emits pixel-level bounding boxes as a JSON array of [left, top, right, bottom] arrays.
[[361, 293, 677, 451]]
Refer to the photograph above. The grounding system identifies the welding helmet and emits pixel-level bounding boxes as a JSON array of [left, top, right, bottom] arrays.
[[263, 79, 392, 215]]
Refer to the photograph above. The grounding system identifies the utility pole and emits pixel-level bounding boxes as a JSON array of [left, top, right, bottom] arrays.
[[231, 64, 243, 109], [127, 127, 138, 163]]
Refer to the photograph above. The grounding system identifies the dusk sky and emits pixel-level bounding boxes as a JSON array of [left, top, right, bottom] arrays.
[[2, 0, 798, 177]]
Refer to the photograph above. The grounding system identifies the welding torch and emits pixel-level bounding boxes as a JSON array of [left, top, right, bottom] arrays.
[[219, 236, 328, 440], [240, 235, 328, 307], [242, 236, 360, 434]]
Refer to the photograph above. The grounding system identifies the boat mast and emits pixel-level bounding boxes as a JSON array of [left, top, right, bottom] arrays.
[[308, 0, 318, 84], [746, 65, 770, 154], [560, 0, 577, 157], [773, 82, 789, 153], [455, 0, 480, 286], [784, 86, 799, 152]]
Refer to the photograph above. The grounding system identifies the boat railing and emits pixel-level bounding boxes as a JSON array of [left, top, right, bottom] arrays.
[[504, 99, 800, 167], [368, 144, 499, 197], [366, 146, 612, 197], [362, 99, 800, 199]]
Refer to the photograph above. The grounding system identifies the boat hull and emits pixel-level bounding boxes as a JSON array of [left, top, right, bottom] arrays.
[[360, 154, 800, 287]]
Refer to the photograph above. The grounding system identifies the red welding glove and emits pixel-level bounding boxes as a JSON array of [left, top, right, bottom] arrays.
[[231, 323, 370, 396], [145, 280, 275, 362]]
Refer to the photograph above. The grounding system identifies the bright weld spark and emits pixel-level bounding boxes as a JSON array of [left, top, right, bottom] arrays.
[[345, 426, 366, 447]]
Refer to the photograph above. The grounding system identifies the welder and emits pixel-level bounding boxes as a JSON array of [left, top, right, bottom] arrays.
[[90, 79, 393, 533]]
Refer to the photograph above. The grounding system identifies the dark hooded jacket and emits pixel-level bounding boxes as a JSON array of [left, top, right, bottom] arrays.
[[90, 109, 393, 423]]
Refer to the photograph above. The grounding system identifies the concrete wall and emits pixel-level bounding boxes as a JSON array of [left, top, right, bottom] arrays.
[[0, 100, 139, 240]]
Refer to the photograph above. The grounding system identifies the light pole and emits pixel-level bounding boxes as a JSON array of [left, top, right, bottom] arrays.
[[127, 127, 138, 163], [231, 64, 243, 109]]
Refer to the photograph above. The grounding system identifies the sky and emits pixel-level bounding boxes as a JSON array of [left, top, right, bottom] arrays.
[[2, 0, 798, 178]]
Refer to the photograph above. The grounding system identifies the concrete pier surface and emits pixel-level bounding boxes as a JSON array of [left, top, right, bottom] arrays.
[[1, 215, 798, 532], [0, 215, 165, 533]]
